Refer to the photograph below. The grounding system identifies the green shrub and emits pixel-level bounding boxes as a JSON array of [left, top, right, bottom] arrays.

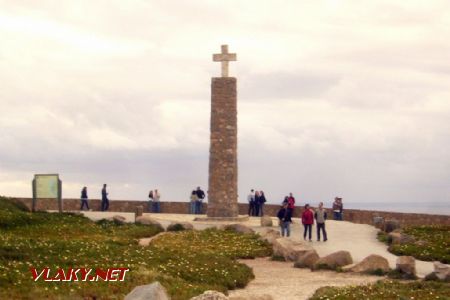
[[310, 280, 450, 300], [387, 269, 418, 280], [387, 225, 449, 263], [368, 268, 388, 276], [167, 223, 186, 231], [377, 231, 390, 244], [270, 255, 285, 261]]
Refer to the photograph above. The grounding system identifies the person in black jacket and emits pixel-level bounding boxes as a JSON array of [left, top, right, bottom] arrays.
[[254, 191, 261, 216], [101, 184, 109, 211], [259, 191, 267, 216], [80, 187, 89, 211], [277, 203, 292, 237], [195, 187, 205, 214]]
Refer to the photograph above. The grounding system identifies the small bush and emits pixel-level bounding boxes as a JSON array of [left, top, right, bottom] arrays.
[[387, 269, 417, 280], [368, 268, 388, 276], [167, 223, 186, 231], [270, 255, 285, 261], [377, 231, 390, 244]]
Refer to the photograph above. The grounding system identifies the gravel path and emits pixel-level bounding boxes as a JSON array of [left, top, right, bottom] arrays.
[[228, 258, 380, 300]]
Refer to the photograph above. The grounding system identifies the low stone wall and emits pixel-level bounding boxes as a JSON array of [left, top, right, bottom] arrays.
[[13, 197, 450, 226]]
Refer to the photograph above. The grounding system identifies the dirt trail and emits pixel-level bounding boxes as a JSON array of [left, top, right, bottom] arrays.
[[228, 258, 380, 300]]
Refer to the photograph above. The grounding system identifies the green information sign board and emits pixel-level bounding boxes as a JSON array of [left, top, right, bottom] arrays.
[[32, 174, 62, 212], [35, 174, 59, 198]]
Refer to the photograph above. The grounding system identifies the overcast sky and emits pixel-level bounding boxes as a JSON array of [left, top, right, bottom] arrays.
[[1, 1, 449, 211]]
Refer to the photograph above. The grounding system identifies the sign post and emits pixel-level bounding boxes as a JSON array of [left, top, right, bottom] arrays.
[[32, 174, 62, 212]]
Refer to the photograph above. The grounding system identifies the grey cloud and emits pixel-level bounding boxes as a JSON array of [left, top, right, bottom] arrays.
[[240, 71, 340, 100]]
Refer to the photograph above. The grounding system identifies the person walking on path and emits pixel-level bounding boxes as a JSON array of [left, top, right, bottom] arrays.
[[195, 186, 205, 214], [190, 190, 198, 214], [101, 184, 109, 211], [277, 203, 292, 237], [247, 189, 255, 216], [314, 202, 328, 242], [259, 191, 267, 216], [80, 187, 89, 211], [302, 204, 314, 242], [332, 197, 343, 220], [152, 189, 161, 213], [148, 190, 154, 212]]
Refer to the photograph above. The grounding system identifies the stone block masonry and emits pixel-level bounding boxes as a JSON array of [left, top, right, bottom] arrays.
[[207, 77, 239, 218], [13, 197, 450, 226]]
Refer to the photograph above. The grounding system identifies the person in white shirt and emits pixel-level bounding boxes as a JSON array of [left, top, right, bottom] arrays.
[[247, 189, 255, 216]]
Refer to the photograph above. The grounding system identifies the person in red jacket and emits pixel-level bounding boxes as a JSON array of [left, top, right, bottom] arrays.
[[302, 204, 314, 242], [287, 192, 295, 215]]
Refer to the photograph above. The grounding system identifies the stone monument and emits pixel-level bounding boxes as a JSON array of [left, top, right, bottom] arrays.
[[202, 44, 245, 220]]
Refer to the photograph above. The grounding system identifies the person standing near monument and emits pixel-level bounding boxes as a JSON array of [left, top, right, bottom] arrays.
[[80, 186, 89, 211], [315, 202, 328, 242], [259, 191, 267, 216], [302, 204, 314, 242], [254, 191, 261, 216], [277, 202, 292, 237], [287, 192, 296, 215], [190, 190, 198, 214], [247, 189, 255, 216], [153, 189, 161, 213], [148, 190, 154, 212], [101, 184, 109, 211], [195, 186, 205, 214]]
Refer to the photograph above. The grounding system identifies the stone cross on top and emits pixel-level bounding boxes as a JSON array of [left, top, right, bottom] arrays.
[[213, 44, 237, 77]]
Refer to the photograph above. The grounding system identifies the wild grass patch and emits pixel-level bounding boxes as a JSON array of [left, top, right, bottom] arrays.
[[0, 197, 271, 299]]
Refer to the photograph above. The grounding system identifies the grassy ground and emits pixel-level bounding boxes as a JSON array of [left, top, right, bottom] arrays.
[[310, 280, 450, 300], [0, 197, 272, 299], [377, 225, 450, 263]]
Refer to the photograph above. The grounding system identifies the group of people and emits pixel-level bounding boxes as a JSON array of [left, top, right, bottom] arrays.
[[79, 184, 110, 211], [148, 189, 161, 213], [190, 187, 206, 214], [247, 189, 267, 216], [276, 195, 344, 241]]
